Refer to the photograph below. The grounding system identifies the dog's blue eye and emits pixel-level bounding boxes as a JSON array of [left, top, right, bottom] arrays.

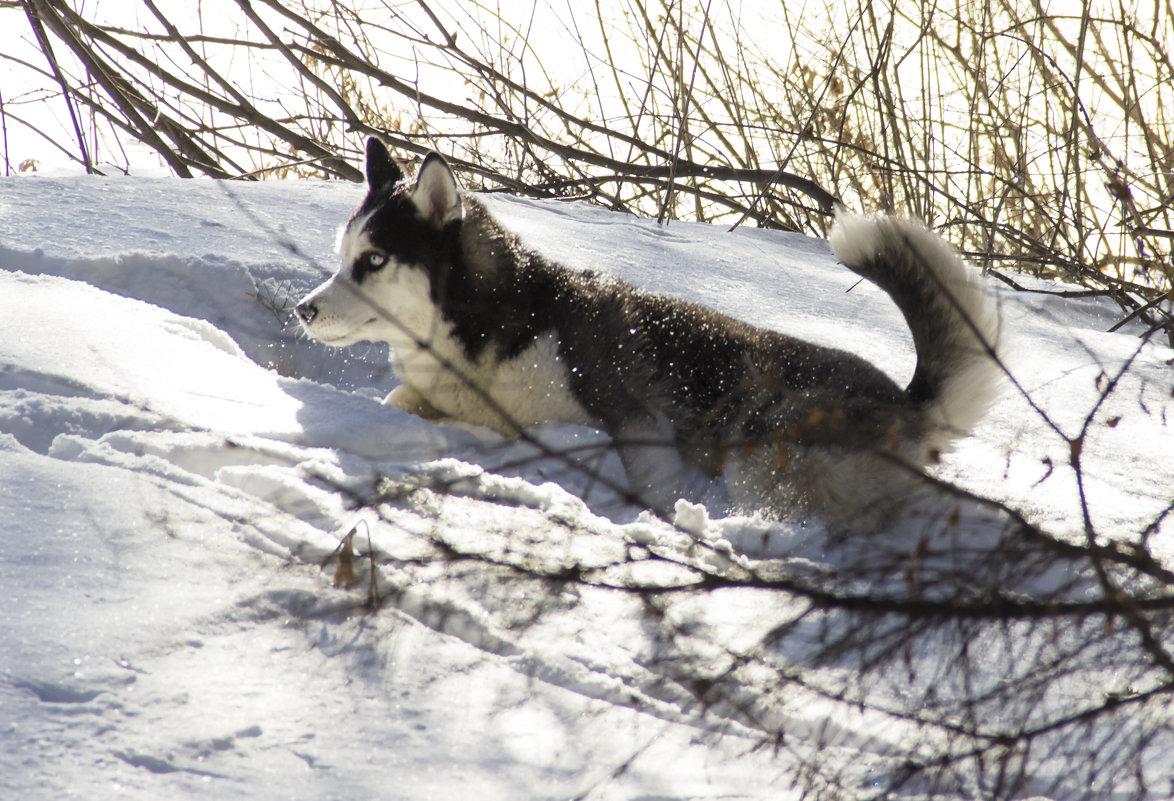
[[365, 252, 388, 270]]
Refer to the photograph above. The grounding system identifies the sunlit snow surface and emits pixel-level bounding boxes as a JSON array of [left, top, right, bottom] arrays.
[[2, 174, 1172, 799]]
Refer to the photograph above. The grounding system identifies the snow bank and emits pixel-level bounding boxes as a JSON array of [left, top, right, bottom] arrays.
[[2, 174, 1172, 800]]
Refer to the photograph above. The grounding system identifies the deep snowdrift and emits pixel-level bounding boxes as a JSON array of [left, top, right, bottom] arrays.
[[2, 173, 1172, 800]]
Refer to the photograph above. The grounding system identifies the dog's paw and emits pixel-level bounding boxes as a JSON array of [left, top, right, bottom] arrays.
[[385, 384, 444, 420]]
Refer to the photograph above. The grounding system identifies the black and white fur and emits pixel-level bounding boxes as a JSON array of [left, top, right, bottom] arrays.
[[297, 137, 1001, 524]]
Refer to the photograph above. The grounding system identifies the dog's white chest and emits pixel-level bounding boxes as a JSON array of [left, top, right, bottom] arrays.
[[394, 325, 594, 435]]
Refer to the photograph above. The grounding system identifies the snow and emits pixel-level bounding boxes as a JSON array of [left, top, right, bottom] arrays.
[[2, 172, 1173, 799]]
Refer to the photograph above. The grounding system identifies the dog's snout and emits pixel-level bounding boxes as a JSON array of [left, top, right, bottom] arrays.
[[295, 299, 318, 325]]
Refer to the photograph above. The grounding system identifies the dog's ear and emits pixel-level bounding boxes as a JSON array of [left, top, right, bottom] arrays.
[[365, 137, 404, 189], [411, 152, 463, 227]]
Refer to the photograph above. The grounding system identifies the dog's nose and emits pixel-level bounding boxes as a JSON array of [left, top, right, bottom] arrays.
[[295, 300, 318, 324]]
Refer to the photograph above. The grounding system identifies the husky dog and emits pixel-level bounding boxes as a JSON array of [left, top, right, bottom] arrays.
[[297, 137, 1000, 524]]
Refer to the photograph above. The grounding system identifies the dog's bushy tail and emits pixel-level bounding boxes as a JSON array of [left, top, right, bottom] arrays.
[[830, 211, 1002, 449]]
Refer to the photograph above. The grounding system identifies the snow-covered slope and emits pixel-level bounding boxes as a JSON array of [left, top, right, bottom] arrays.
[[2, 174, 1171, 799]]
